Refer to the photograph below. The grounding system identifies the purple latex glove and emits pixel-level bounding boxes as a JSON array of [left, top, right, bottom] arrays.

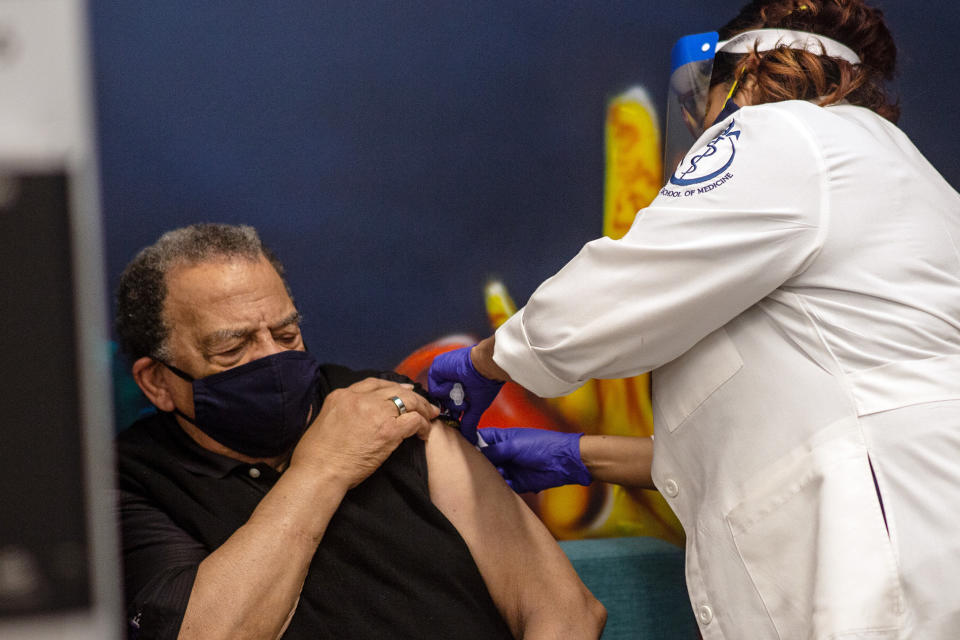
[[478, 427, 592, 494], [428, 346, 504, 443]]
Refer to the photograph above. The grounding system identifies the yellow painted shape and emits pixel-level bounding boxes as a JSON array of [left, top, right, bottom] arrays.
[[484, 280, 517, 330], [603, 87, 662, 240]]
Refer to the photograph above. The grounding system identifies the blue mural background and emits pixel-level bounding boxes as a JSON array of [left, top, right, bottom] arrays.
[[89, 1, 960, 409]]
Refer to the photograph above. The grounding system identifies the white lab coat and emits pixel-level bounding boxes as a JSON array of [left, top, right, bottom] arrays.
[[494, 100, 960, 639]]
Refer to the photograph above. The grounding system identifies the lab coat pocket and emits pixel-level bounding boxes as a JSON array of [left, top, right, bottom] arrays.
[[725, 426, 905, 639], [652, 327, 743, 432]]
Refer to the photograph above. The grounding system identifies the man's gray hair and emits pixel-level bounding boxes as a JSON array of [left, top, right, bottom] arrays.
[[115, 223, 288, 362]]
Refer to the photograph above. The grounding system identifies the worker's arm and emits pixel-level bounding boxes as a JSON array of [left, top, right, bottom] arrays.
[[579, 434, 654, 489], [478, 428, 655, 494], [425, 420, 607, 639]]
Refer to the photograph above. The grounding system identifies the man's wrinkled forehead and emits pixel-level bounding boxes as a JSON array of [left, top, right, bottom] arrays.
[[196, 310, 302, 356], [161, 255, 296, 343]]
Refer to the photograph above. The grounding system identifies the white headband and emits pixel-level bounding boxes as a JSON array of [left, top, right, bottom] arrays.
[[717, 28, 861, 65]]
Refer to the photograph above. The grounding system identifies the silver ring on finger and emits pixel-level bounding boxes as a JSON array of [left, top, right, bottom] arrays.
[[389, 395, 407, 416]]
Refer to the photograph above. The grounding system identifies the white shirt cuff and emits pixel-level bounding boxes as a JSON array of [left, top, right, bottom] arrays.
[[493, 308, 583, 398]]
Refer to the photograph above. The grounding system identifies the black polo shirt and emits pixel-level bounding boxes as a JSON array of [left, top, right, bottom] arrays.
[[116, 363, 513, 640]]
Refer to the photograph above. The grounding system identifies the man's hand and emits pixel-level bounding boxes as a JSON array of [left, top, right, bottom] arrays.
[[291, 377, 439, 489]]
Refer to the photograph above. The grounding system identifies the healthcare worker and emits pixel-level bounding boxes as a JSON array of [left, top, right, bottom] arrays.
[[428, 1, 960, 638]]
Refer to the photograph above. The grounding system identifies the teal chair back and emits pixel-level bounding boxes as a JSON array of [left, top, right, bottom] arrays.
[[559, 537, 698, 639]]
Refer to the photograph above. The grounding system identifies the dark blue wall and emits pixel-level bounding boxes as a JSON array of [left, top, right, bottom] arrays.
[[90, 1, 960, 375]]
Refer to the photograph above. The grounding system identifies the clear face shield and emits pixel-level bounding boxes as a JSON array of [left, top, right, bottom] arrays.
[[664, 31, 721, 184], [663, 29, 862, 183]]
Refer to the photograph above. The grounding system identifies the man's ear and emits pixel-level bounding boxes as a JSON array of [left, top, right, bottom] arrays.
[[132, 357, 176, 412]]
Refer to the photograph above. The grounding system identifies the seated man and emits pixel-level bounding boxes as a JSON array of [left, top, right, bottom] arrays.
[[114, 223, 606, 640]]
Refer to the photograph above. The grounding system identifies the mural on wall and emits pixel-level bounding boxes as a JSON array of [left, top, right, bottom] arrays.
[[397, 87, 684, 545]]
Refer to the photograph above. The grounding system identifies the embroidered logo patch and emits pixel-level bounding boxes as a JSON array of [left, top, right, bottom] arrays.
[[670, 120, 741, 187]]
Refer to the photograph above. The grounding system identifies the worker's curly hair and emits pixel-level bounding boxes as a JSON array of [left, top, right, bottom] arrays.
[[713, 0, 899, 122], [115, 223, 289, 362]]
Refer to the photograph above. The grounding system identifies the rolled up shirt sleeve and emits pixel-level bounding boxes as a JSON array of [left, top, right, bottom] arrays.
[[494, 105, 827, 397], [118, 488, 205, 639]]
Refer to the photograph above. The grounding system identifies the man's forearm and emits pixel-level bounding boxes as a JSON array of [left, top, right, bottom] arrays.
[[178, 465, 348, 640]]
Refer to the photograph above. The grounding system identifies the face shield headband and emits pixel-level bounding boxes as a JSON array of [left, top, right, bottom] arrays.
[[663, 28, 861, 180]]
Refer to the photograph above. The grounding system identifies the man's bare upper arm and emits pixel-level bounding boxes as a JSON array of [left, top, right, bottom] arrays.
[[424, 421, 604, 639]]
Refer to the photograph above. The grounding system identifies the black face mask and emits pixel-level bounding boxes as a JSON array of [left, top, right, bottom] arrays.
[[162, 350, 323, 458]]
